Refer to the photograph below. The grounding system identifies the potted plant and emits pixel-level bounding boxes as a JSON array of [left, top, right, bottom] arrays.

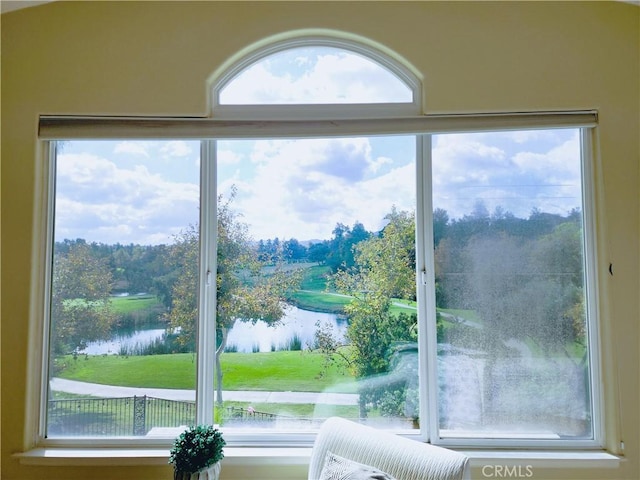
[[169, 425, 226, 480]]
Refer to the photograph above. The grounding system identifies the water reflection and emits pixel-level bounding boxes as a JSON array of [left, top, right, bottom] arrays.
[[227, 305, 347, 353], [80, 328, 166, 355], [81, 305, 345, 355]]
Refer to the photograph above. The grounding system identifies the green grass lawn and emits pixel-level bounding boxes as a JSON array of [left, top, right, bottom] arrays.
[[438, 307, 480, 322], [299, 265, 332, 290], [58, 353, 197, 388], [110, 294, 163, 314], [389, 298, 417, 316], [289, 290, 351, 313], [58, 351, 356, 393], [220, 351, 356, 392], [288, 265, 352, 312], [69, 267, 488, 397]]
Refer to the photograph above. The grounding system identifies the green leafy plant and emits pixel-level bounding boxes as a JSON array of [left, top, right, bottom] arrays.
[[169, 425, 226, 475]]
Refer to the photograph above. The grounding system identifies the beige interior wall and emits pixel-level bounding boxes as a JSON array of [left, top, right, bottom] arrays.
[[1, 1, 638, 479]]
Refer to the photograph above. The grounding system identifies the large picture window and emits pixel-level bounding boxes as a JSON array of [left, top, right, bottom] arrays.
[[37, 37, 600, 449]]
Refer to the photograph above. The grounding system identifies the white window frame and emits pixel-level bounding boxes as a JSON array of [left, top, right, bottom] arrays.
[[424, 128, 605, 450], [26, 30, 606, 455], [30, 111, 603, 452]]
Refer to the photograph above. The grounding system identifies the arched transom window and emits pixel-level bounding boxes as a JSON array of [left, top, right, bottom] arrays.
[[212, 36, 421, 117]]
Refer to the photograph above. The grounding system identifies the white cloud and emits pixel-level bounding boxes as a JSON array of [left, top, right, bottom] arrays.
[[512, 134, 580, 182], [57, 130, 583, 246], [370, 156, 393, 174], [294, 55, 311, 67], [217, 149, 243, 165], [114, 141, 151, 157], [219, 47, 411, 105], [55, 151, 199, 245], [431, 130, 582, 220], [220, 137, 414, 241], [160, 140, 193, 157]]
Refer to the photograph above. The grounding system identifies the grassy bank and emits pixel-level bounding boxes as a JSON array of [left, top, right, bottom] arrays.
[[58, 351, 356, 393], [288, 265, 349, 312], [289, 290, 351, 313], [110, 294, 163, 314]]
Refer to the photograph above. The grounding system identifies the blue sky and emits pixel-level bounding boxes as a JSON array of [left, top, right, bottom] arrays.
[[55, 140, 200, 245], [432, 129, 581, 220], [53, 47, 582, 246], [219, 46, 412, 105], [55, 129, 581, 246]]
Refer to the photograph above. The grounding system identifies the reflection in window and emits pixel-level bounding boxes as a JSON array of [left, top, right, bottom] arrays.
[[432, 129, 593, 439]]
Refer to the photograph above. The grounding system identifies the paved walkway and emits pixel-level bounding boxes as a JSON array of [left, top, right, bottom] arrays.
[[50, 377, 358, 405]]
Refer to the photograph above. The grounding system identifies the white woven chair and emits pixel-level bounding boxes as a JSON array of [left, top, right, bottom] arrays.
[[308, 417, 470, 480]]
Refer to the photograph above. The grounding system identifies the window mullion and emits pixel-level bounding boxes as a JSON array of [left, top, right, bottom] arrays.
[[196, 140, 217, 424], [416, 134, 439, 443]]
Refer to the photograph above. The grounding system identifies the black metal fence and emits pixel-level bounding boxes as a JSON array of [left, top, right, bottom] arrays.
[[224, 406, 319, 428], [47, 396, 196, 437], [47, 398, 321, 436], [226, 405, 278, 422]]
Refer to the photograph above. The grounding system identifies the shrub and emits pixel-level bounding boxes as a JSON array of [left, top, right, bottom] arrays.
[[169, 425, 225, 475]]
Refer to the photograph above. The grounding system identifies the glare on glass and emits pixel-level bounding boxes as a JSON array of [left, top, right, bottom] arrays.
[[431, 129, 592, 439]]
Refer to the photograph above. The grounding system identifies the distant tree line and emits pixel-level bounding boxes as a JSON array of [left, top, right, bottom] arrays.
[[51, 200, 585, 364]]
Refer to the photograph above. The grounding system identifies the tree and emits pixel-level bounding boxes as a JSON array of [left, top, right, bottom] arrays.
[[162, 227, 200, 351], [307, 241, 330, 264], [331, 209, 417, 418], [530, 220, 586, 350], [165, 189, 300, 404], [50, 241, 116, 355], [325, 223, 349, 271], [342, 209, 416, 302], [326, 221, 371, 272], [433, 208, 449, 247], [282, 238, 307, 262], [434, 236, 470, 309], [457, 221, 588, 422]]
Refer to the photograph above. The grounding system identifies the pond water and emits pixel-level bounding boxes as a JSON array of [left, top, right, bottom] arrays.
[[80, 328, 166, 355], [80, 305, 346, 355], [226, 305, 347, 353]]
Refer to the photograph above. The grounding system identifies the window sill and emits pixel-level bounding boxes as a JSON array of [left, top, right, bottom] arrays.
[[460, 450, 623, 470], [15, 446, 622, 470]]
